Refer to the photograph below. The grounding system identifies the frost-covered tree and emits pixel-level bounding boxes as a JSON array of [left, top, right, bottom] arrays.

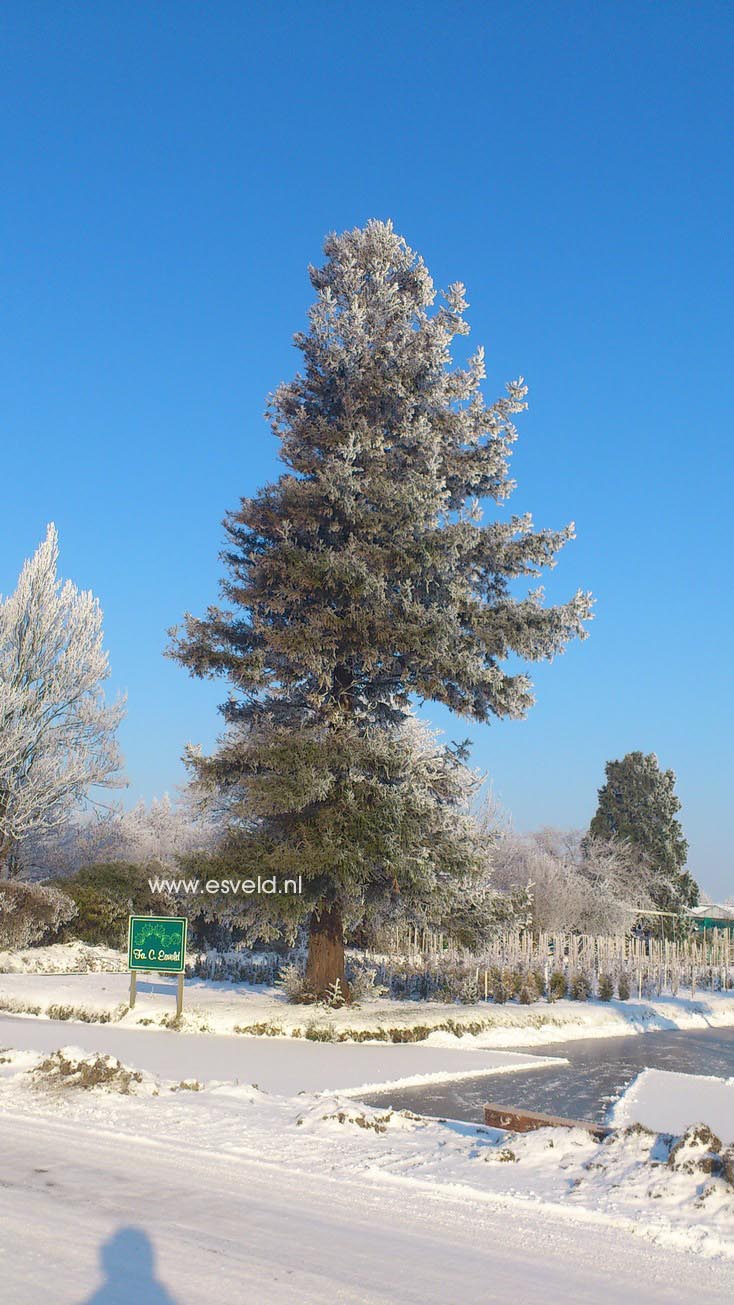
[[170, 221, 592, 991], [589, 752, 698, 912], [180, 716, 493, 992], [491, 826, 655, 934], [0, 879, 77, 950], [585, 751, 694, 913], [24, 793, 223, 878], [0, 525, 124, 878], [114, 793, 224, 867]]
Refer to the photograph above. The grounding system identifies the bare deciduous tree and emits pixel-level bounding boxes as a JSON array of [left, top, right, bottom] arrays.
[[25, 793, 223, 877], [490, 826, 655, 934], [0, 525, 125, 877]]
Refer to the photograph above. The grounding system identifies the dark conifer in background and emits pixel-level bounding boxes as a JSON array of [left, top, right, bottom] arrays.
[[590, 751, 698, 915]]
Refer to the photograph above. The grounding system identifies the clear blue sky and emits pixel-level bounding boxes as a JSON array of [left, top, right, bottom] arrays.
[[1, 4, 732, 895]]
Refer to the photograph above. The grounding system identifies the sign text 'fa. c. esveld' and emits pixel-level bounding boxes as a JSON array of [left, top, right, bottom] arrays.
[[127, 917, 188, 973]]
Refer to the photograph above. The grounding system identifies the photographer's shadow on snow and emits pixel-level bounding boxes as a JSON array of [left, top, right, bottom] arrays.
[[81, 1227, 178, 1304]]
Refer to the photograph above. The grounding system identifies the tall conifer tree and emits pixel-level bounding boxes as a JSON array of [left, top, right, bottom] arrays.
[[589, 751, 698, 913], [170, 221, 592, 992]]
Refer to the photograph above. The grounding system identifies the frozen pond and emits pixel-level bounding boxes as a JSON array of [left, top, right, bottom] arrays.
[[361, 1026, 734, 1125]]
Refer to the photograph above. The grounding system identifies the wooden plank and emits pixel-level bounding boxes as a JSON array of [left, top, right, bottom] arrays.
[[484, 1102, 611, 1140]]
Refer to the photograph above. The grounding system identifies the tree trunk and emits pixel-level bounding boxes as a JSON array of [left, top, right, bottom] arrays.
[[0, 836, 16, 881], [305, 904, 350, 1001]]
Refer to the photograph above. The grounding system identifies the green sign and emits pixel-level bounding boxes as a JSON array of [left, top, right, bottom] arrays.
[[128, 916, 187, 973]]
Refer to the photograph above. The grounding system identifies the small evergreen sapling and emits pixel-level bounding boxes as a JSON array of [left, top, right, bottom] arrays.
[[459, 972, 481, 1005], [276, 961, 309, 1003], [569, 972, 592, 1001], [323, 978, 346, 1009], [548, 971, 568, 1001]]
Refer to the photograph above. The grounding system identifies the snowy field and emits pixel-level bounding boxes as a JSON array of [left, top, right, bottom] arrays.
[[1, 1040, 734, 1303], [3, 949, 734, 1301], [2, 946, 734, 1050]]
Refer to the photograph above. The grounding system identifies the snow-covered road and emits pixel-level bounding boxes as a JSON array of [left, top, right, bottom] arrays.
[[2, 1110, 732, 1305], [0, 1014, 564, 1095], [3, 1015, 734, 1302]]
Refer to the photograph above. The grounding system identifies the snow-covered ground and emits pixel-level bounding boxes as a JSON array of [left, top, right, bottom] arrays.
[[613, 1068, 734, 1143], [0, 1014, 565, 1095], [2, 1042, 734, 1302], [2, 955, 734, 1049], [0, 941, 123, 974], [3, 948, 734, 1300]]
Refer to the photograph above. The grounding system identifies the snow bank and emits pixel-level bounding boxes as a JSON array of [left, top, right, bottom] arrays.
[[2, 965, 734, 1048], [0, 1014, 564, 1094], [0, 942, 124, 974], [612, 1068, 734, 1144]]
